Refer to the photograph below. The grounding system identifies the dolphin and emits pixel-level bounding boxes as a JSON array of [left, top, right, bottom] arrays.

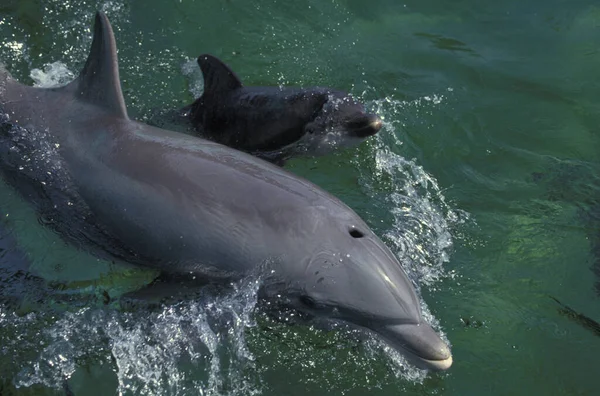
[[180, 54, 382, 165], [0, 12, 451, 370]]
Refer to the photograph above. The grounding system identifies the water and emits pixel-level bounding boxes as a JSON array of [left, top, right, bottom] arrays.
[[1, 0, 599, 394]]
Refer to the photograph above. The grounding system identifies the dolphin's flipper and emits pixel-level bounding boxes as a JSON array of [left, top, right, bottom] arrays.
[[119, 273, 212, 310], [197, 54, 243, 95], [62, 12, 128, 118]]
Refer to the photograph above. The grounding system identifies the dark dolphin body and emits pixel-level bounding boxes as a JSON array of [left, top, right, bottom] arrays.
[[182, 54, 382, 165], [0, 12, 451, 370]]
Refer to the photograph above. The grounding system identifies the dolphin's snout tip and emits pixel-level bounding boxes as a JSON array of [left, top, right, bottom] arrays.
[[379, 322, 453, 371], [429, 354, 453, 371], [418, 342, 452, 371], [369, 117, 383, 134], [345, 114, 383, 138]]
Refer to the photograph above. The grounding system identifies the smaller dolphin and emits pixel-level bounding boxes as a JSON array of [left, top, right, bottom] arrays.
[[182, 54, 382, 164]]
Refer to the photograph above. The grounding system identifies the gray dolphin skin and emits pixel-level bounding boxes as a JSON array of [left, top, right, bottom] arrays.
[[0, 12, 451, 370], [183, 54, 382, 165]]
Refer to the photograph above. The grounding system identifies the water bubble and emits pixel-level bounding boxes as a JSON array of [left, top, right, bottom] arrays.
[[30, 62, 75, 88]]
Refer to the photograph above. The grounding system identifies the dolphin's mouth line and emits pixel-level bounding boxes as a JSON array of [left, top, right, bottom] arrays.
[[344, 113, 383, 138], [391, 344, 454, 371], [289, 296, 452, 371], [351, 322, 453, 371], [260, 305, 453, 371], [307, 104, 382, 139]]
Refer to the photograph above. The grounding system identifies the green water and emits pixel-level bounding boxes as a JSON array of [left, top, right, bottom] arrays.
[[1, 0, 600, 395]]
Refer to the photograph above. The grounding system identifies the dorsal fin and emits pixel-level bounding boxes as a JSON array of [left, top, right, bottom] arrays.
[[63, 11, 128, 118], [197, 54, 243, 97]]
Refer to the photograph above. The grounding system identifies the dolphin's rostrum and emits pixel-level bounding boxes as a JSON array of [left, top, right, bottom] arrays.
[[0, 12, 451, 370]]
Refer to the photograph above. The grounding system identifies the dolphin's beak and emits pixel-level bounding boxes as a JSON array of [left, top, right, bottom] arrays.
[[377, 322, 453, 371], [345, 113, 383, 138]]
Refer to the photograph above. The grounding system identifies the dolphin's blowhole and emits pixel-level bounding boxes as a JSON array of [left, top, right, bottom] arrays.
[[349, 228, 365, 238]]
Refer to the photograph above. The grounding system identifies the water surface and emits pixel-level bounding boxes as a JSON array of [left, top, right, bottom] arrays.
[[1, 0, 599, 395]]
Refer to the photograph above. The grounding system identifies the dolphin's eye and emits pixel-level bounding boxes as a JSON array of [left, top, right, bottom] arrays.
[[349, 228, 364, 238], [300, 295, 318, 309]]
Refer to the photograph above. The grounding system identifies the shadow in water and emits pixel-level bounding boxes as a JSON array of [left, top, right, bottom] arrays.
[[0, 219, 52, 309], [531, 160, 600, 295], [550, 296, 600, 338]]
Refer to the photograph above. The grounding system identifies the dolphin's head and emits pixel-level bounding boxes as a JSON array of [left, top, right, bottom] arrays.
[[262, 211, 452, 371], [300, 90, 382, 154]]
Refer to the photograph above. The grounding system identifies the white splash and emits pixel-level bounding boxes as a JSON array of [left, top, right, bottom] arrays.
[[10, 277, 262, 396], [360, 91, 467, 287], [182, 58, 205, 99], [350, 91, 467, 378], [30, 62, 75, 88]]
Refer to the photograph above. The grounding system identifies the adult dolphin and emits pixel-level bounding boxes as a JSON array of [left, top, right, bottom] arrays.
[[0, 12, 451, 370], [180, 54, 382, 165]]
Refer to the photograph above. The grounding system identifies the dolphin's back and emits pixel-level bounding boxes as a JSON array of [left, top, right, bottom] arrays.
[[64, 117, 353, 275], [0, 72, 356, 279], [0, 12, 364, 278]]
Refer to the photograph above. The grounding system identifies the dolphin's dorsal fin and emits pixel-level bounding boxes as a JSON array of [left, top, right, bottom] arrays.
[[197, 54, 243, 97], [63, 11, 128, 118]]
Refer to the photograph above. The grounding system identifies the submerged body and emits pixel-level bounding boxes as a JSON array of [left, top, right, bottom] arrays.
[[184, 54, 382, 164], [0, 218, 47, 306], [0, 13, 451, 370]]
